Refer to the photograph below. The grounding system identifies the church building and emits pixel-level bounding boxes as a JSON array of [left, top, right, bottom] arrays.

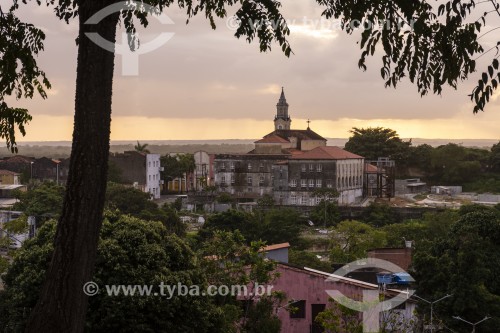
[[213, 89, 365, 205]]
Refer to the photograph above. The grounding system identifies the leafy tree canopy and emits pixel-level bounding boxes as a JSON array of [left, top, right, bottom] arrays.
[[12, 182, 64, 218], [412, 210, 500, 332], [330, 220, 387, 263], [0, 214, 224, 332], [344, 127, 411, 168]]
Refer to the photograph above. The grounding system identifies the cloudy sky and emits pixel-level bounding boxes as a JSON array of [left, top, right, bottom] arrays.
[[8, 0, 500, 141]]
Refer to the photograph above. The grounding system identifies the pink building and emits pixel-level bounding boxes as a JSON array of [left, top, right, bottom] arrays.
[[270, 263, 416, 333]]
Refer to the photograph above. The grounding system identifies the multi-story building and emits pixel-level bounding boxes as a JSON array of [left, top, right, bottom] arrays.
[[214, 89, 365, 205], [109, 151, 162, 199], [274, 146, 364, 206]]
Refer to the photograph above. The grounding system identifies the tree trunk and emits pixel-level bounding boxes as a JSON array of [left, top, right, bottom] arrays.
[[26, 1, 119, 332]]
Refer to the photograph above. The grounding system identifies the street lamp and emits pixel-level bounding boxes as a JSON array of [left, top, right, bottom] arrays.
[[411, 294, 452, 333], [30, 161, 34, 181], [453, 316, 491, 333]]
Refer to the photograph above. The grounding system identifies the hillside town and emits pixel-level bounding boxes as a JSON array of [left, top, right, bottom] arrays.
[[0, 91, 499, 332]]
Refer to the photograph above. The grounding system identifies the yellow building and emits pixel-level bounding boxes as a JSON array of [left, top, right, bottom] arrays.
[[0, 170, 21, 185]]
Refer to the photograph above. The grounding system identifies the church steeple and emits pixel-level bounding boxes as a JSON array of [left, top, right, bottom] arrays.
[[274, 87, 291, 130]]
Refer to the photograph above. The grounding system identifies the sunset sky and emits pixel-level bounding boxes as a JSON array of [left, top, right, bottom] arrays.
[[8, 0, 500, 141]]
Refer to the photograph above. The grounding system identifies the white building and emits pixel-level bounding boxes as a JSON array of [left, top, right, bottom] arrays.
[[146, 154, 162, 199]]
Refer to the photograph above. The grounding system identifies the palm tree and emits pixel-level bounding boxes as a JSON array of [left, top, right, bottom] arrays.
[[134, 141, 150, 154]]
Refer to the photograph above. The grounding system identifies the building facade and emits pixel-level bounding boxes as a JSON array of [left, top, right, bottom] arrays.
[[214, 89, 365, 205], [109, 151, 162, 199]]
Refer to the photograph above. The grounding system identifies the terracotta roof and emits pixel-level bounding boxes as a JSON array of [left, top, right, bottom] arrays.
[[264, 129, 326, 142], [0, 155, 34, 164], [290, 146, 364, 160], [255, 134, 289, 144], [0, 169, 20, 176], [283, 148, 303, 155], [365, 164, 378, 173], [263, 243, 290, 251]]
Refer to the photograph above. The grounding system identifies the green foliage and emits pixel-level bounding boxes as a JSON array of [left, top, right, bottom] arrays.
[[330, 220, 387, 263], [463, 173, 500, 193], [216, 192, 234, 204], [318, 0, 487, 111], [491, 141, 500, 172], [12, 182, 64, 218], [200, 209, 304, 246], [161, 154, 196, 192], [412, 210, 500, 332], [106, 183, 186, 236], [241, 297, 281, 333], [0, 256, 8, 274], [0, 9, 49, 152], [171, 197, 183, 211], [0, 215, 231, 332], [310, 200, 340, 228], [315, 299, 362, 333], [430, 143, 483, 184], [256, 194, 275, 208], [382, 210, 458, 248], [3, 215, 28, 234], [256, 209, 303, 245], [288, 249, 331, 272], [361, 202, 401, 227], [106, 182, 156, 215], [107, 160, 124, 183], [200, 230, 283, 333], [344, 127, 411, 167], [133, 141, 150, 153]]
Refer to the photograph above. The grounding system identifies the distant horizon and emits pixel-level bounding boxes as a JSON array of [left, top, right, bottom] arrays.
[[5, 137, 499, 148]]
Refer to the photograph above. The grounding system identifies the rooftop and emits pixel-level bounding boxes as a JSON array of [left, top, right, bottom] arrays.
[[290, 146, 363, 160]]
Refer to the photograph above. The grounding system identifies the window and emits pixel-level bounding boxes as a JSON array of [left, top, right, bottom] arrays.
[[316, 179, 322, 188], [301, 179, 307, 188], [326, 179, 333, 188], [309, 164, 314, 171], [231, 175, 235, 184], [221, 175, 226, 184], [149, 175, 151, 181], [220, 162, 226, 170], [248, 163, 252, 171], [259, 163, 264, 170], [309, 179, 314, 188], [301, 164, 306, 172], [290, 179, 297, 188], [315, 196, 321, 205], [149, 162, 151, 167], [259, 176, 264, 185], [290, 194, 297, 205], [230, 162, 235, 171], [247, 176, 252, 185], [317, 164, 322, 172]]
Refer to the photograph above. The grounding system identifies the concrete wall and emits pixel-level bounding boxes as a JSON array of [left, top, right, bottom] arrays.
[[477, 193, 500, 203], [301, 139, 327, 151]]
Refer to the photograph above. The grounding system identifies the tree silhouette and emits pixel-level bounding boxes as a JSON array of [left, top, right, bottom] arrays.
[[134, 140, 150, 153]]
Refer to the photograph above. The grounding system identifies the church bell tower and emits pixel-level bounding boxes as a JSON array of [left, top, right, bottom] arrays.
[[274, 87, 291, 130]]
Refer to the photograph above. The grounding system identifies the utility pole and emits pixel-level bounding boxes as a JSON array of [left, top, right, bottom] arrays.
[[453, 316, 491, 333], [411, 294, 452, 333]]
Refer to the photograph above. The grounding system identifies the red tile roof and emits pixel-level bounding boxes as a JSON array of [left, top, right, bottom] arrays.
[[0, 169, 20, 176], [255, 134, 290, 144], [365, 164, 378, 173], [263, 129, 327, 142], [262, 243, 290, 251], [290, 146, 363, 160]]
